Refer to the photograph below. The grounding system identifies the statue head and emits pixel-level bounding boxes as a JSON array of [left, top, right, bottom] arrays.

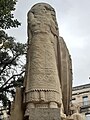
[[31, 3, 55, 15], [27, 3, 59, 37], [28, 3, 57, 23]]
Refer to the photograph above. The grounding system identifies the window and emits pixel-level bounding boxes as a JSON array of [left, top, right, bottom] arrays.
[[86, 114, 90, 120], [72, 98, 76, 101], [72, 98, 76, 103], [83, 96, 88, 105]]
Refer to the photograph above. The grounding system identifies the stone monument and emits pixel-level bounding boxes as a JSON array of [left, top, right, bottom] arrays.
[[10, 3, 76, 120]]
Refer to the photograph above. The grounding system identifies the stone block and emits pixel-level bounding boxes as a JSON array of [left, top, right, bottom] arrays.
[[29, 108, 61, 120]]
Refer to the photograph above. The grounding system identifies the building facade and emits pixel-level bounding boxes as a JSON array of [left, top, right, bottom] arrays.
[[72, 84, 90, 120]]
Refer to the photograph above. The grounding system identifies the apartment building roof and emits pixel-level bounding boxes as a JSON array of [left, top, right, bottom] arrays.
[[73, 83, 90, 91]]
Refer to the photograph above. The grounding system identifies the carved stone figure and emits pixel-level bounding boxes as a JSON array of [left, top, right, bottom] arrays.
[[24, 3, 62, 112], [10, 3, 73, 120], [69, 103, 85, 120], [23, 3, 73, 118]]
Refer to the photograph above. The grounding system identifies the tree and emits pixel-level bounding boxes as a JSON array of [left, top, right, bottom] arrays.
[[0, 0, 26, 107], [0, 31, 26, 106], [0, 0, 21, 29]]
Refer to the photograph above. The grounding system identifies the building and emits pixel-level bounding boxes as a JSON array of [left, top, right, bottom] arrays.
[[72, 83, 90, 120]]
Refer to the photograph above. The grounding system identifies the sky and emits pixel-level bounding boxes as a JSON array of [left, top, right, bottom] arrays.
[[6, 0, 90, 87]]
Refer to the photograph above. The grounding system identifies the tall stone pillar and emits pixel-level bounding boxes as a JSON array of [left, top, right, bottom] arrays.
[[57, 37, 72, 115], [24, 3, 62, 119], [10, 88, 23, 120], [22, 2, 73, 120], [9, 2, 73, 120]]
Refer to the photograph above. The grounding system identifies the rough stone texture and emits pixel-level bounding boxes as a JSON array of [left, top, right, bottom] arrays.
[[10, 3, 73, 120], [23, 3, 73, 118], [69, 103, 86, 120], [66, 116, 74, 120], [24, 3, 62, 110], [57, 37, 72, 115], [29, 108, 61, 120], [70, 102, 80, 114], [10, 87, 23, 120], [70, 113, 85, 120]]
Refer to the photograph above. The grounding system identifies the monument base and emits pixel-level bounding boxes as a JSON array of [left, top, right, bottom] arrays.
[[25, 108, 61, 120]]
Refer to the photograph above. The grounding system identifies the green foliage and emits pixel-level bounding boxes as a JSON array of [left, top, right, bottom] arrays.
[[0, 0, 21, 29], [0, 0, 26, 107], [0, 30, 26, 106]]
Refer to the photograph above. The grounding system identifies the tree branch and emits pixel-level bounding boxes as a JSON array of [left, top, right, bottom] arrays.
[[0, 54, 20, 75], [0, 70, 25, 90]]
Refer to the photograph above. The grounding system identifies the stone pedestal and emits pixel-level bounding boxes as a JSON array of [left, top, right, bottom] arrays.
[[27, 108, 61, 120]]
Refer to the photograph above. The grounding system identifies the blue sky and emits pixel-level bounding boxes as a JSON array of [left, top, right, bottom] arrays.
[[6, 0, 90, 86]]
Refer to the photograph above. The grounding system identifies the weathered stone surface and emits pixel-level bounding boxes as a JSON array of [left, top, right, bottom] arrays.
[[69, 103, 85, 120], [24, 3, 62, 110], [71, 113, 85, 120], [10, 87, 23, 120], [10, 3, 73, 120], [29, 108, 61, 120], [57, 37, 72, 115], [23, 3, 73, 118]]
